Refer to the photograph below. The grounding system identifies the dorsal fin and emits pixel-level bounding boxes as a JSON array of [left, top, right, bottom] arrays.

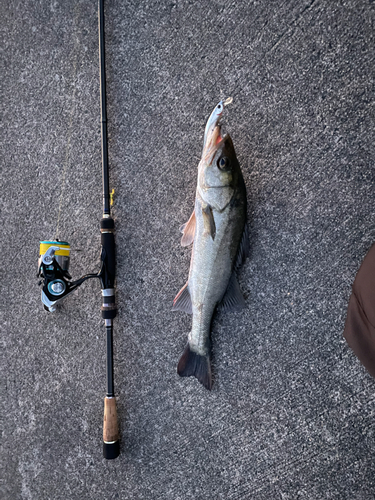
[[219, 222, 249, 313], [234, 222, 250, 271]]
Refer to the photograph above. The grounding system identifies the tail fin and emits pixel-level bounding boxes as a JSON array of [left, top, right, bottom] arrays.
[[177, 344, 213, 390]]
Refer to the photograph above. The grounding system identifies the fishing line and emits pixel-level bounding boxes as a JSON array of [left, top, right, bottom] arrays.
[[55, 4, 80, 241]]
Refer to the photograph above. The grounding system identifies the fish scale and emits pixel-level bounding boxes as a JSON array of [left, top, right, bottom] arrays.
[[189, 195, 235, 348]]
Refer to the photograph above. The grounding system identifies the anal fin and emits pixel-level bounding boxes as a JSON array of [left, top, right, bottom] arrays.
[[219, 271, 246, 313], [172, 282, 193, 314]]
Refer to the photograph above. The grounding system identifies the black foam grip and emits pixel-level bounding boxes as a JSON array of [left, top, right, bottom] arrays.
[[100, 229, 116, 290]]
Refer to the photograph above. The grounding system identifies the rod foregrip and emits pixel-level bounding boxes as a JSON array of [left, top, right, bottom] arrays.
[[100, 217, 116, 284], [103, 396, 120, 459], [100, 217, 117, 319]]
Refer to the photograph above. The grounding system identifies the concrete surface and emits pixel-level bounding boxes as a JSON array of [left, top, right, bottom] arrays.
[[2, 0, 375, 499]]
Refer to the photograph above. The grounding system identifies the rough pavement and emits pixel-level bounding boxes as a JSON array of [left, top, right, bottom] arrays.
[[2, 0, 375, 499]]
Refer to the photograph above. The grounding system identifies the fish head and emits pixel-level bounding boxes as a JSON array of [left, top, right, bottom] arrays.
[[198, 133, 241, 212]]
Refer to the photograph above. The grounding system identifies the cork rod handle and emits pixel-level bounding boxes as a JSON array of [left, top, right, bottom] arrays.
[[103, 397, 120, 459]]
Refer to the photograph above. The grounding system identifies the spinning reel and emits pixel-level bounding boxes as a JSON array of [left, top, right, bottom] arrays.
[[38, 241, 99, 312]]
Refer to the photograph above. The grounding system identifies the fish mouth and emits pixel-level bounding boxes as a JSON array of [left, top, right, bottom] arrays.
[[205, 125, 226, 153], [202, 98, 233, 153], [199, 127, 228, 167], [202, 123, 223, 156], [211, 120, 231, 148], [215, 125, 224, 144]]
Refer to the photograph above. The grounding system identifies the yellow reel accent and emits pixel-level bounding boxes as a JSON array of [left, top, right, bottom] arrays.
[[39, 241, 71, 257]]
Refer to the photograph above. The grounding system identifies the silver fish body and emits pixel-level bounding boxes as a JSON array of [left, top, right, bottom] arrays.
[[173, 101, 248, 390]]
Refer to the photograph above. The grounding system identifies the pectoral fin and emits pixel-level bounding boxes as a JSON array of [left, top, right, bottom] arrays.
[[180, 210, 196, 247], [202, 204, 216, 240], [219, 271, 246, 313]]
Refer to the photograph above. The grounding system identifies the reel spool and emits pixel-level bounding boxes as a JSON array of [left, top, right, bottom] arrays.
[[37, 240, 98, 312]]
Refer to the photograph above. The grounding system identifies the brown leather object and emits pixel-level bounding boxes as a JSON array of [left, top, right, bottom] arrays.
[[344, 243, 375, 378]]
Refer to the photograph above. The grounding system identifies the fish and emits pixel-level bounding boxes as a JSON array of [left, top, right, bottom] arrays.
[[173, 99, 249, 390]]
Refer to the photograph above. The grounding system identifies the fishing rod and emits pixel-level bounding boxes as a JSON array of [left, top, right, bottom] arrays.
[[37, 0, 120, 460]]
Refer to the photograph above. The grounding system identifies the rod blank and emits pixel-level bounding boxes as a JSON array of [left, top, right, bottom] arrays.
[[99, 0, 110, 215]]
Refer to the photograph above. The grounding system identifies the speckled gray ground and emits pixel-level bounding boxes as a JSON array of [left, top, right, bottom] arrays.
[[2, 0, 375, 499]]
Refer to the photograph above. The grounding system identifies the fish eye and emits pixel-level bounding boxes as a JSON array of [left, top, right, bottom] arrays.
[[217, 104, 222, 110], [218, 156, 229, 169]]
